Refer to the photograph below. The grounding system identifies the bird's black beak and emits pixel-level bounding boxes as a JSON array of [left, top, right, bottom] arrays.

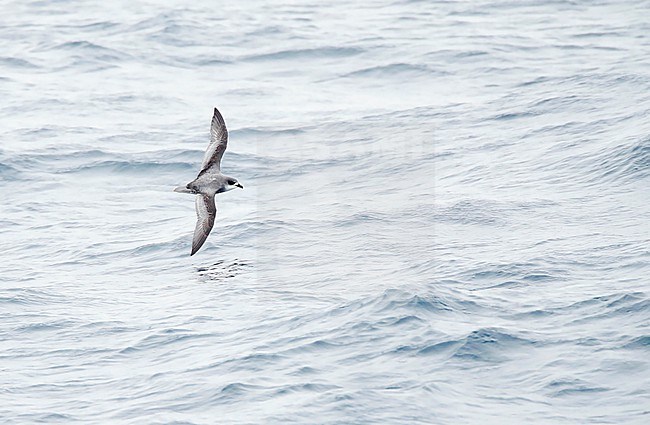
[[236, 182, 244, 189]]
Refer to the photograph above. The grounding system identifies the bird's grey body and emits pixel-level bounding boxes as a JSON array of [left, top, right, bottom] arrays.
[[174, 107, 243, 256]]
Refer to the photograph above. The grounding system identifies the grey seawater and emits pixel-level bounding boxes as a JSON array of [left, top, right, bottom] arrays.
[[1, 0, 649, 423]]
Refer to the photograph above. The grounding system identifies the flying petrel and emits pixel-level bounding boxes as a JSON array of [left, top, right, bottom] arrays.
[[174, 107, 243, 256]]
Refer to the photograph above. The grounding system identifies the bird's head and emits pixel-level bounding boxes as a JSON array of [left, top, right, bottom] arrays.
[[224, 177, 244, 191]]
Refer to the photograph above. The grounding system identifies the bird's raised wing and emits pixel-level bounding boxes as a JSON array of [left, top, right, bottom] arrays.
[[200, 107, 229, 173], [191, 193, 216, 256]]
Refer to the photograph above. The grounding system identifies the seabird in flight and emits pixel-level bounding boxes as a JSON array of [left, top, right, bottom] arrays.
[[174, 107, 243, 256]]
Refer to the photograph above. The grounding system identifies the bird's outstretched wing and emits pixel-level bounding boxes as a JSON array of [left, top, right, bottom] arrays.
[[200, 107, 228, 173], [191, 193, 216, 256]]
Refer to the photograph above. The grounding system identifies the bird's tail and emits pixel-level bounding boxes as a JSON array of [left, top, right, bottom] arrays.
[[173, 184, 193, 194]]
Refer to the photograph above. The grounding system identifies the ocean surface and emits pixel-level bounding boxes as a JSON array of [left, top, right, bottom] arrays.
[[1, 0, 649, 423]]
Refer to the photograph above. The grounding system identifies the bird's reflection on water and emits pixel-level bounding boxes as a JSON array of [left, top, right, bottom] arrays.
[[195, 259, 250, 282]]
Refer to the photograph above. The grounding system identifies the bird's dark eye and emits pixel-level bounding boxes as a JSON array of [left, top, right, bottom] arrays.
[[228, 180, 236, 185]]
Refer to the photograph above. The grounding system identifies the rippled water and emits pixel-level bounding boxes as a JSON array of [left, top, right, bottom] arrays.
[[1, 0, 649, 423]]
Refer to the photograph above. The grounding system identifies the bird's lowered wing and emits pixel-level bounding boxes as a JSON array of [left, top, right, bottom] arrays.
[[200, 107, 228, 173], [191, 193, 216, 256]]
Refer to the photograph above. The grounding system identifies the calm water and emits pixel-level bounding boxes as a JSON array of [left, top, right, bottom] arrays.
[[1, 0, 649, 423]]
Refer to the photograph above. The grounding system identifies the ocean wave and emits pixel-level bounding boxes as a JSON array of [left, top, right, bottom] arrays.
[[536, 136, 650, 188], [623, 336, 650, 349], [0, 288, 65, 306], [593, 137, 650, 184], [208, 382, 265, 404], [243, 46, 363, 62], [118, 328, 213, 354], [555, 292, 649, 325], [56, 159, 194, 174], [372, 289, 454, 314], [5, 147, 209, 175], [0, 56, 40, 69], [0, 163, 20, 180], [545, 379, 610, 398], [340, 63, 445, 79], [48, 40, 132, 62], [417, 328, 537, 362]]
